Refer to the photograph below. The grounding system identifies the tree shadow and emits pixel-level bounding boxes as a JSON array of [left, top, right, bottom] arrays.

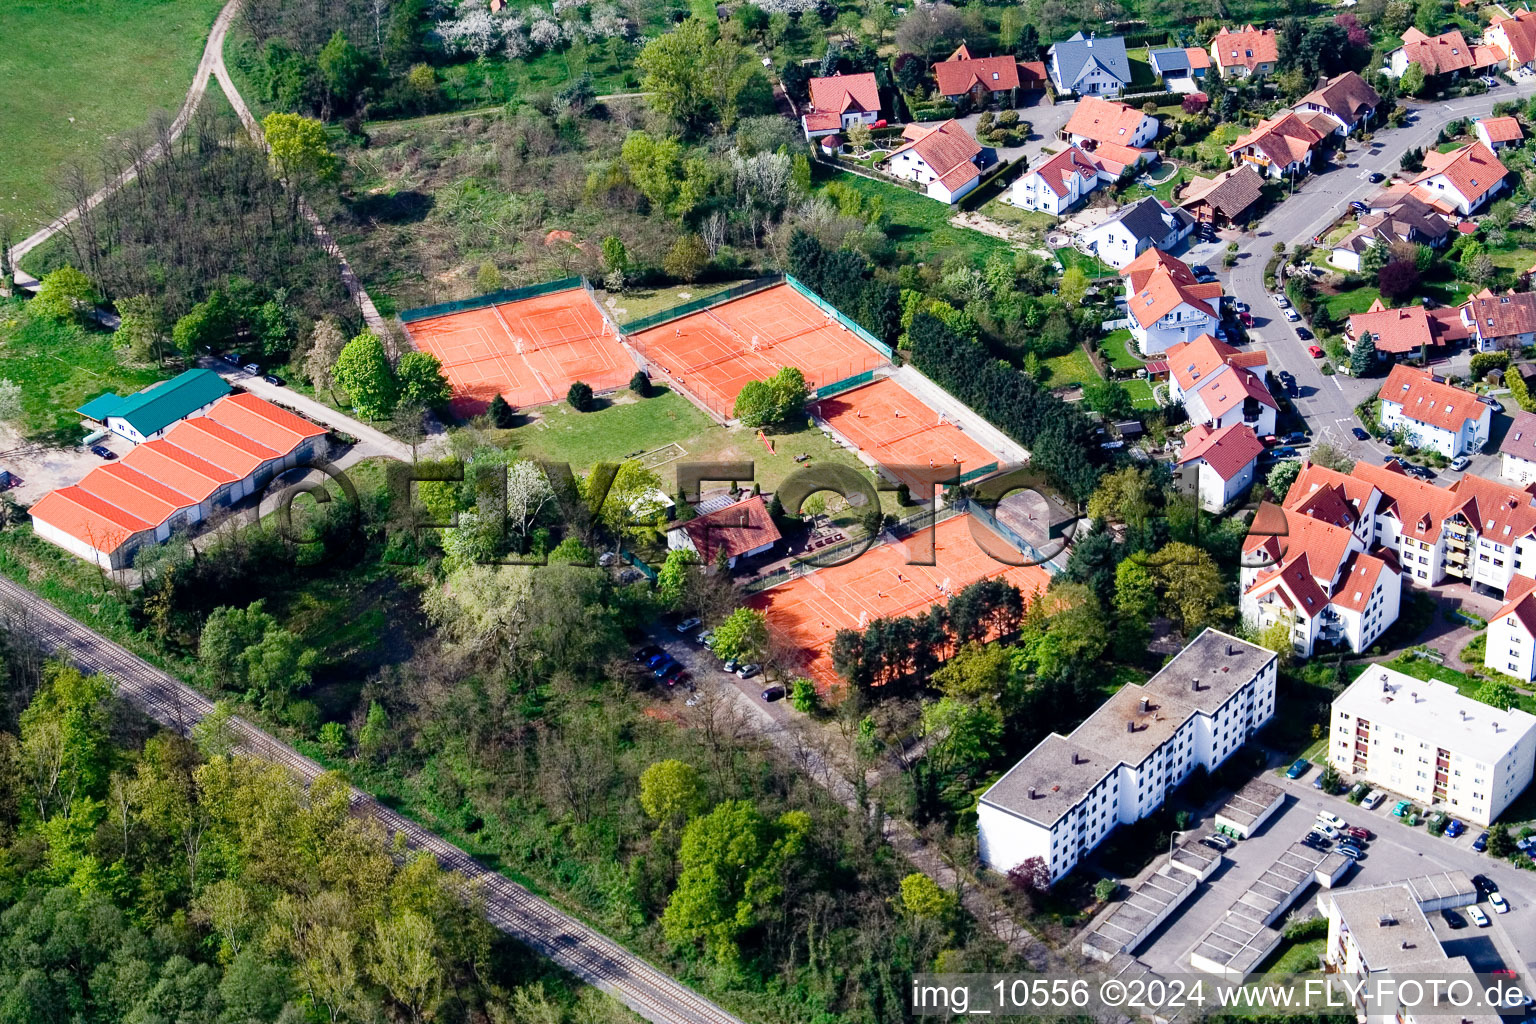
[[349, 190, 434, 224]]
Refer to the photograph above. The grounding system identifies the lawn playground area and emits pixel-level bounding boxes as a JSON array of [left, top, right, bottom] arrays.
[[815, 377, 998, 493], [628, 282, 890, 418], [400, 283, 633, 415], [752, 514, 1051, 691]]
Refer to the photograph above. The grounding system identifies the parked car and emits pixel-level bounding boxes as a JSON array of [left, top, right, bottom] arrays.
[[1239, 311, 1255, 326], [242, 362, 261, 375], [1346, 826, 1373, 841], [652, 657, 679, 678], [1296, 327, 1313, 340], [89, 444, 117, 460], [1308, 344, 1324, 357], [675, 617, 702, 634], [646, 651, 669, 668], [1313, 773, 1327, 789], [1338, 845, 1365, 860], [1474, 874, 1499, 895], [1305, 830, 1331, 847], [1279, 370, 1298, 393], [1204, 834, 1235, 851], [1492, 969, 1518, 980], [1352, 427, 1371, 442], [1314, 822, 1341, 840], [1482, 397, 1504, 412], [1273, 293, 1291, 308], [1368, 171, 1385, 183], [263, 374, 286, 387], [736, 663, 760, 679], [1270, 446, 1299, 459], [1470, 905, 1491, 927], [1408, 464, 1437, 480], [1286, 759, 1310, 779], [1350, 199, 1370, 213], [696, 629, 714, 647], [1338, 839, 1364, 856], [633, 644, 662, 663], [221, 351, 243, 366], [761, 685, 785, 702], [1283, 431, 1308, 444], [1446, 818, 1467, 838], [1362, 790, 1385, 809], [1443, 908, 1468, 929], [1473, 832, 1490, 852], [1450, 456, 1471, 472], [1285, 309, 1302, 323], [1491, 892, 1511, 914], [1316, 811, 1347, 831], [660, 663, 686, 685]]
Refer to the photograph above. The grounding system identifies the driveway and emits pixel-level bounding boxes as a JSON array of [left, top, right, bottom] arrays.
[[942, 92, 1073, 171]]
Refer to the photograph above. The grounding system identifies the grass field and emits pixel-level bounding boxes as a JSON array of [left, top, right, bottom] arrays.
[[1126, 378, 1158, 409], [0, 301, 165, 442], [1040, 346, 1102, 388], [978, 198, 1058, 235], [0, 0, 224, 234], [1102, 329, 1146, 371], [818, 171, 1013, 264], [599, 277, 759, 323], [1054, 247, 1114, 278]]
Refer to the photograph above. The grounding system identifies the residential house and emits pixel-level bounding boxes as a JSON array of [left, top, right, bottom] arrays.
[[32, 392, 327, 570], [1210, 25, 1279, 78], [1462, 289, 1536, 351], [1477, 115, 1525, 151], [1164, 331, 1278, 433], [1148, 46, 1212, 87], [1177, 165, 1266, 227], [1330, 188, 1455, 273], [1008, 145, 1107, 215], [1291, 71, 1381, 135], [932, 43, 1022, 106], [1242, 501, 1402, 656], [1389, 27, 1477, 78], [977, 629, 1277, 882], [1060, 97, 1159, 175], [77, 368, 233, 445], [1332, 666, 1536, 825], [1345, 299, 1466, 360], [1175, 422, 1264, 511], [800, 72, 881, 138], [1121, 251, 1225, 355], [880, 120, 985, 203], [1409, 141, 1509, 215], [1488, 575, 1536, 681], [1488, 9, 1536, 71], [1227, 111, 1327, 180], [1047, 32, 1133, 97], [1377, 364, 1492, 456], [665, 494, 781, 568], [1079, 196, 1196, 269], [1502, 410, 1536, 486]]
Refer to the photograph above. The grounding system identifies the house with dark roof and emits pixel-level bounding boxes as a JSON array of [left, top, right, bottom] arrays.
[[1176, 422, 1263, 511], [1046, 32, 1132, 97], [1078, 196, 1196, 270], [931, 43, 1022, 106], [800, 72, 882, 138], [880, 120, 985, 204], [1177, 165, 1265, 227], [1461, 289, 1536, 352], [1378, 364, 1491, 456], [1503, 410, 1536, 486], [1148, 46, 1211, 86], [33, 392, 326, 569], [666, 494, 781, 568], [1292, 71, 1381, 136], [1209, 25, 1278, 78], [77, 368, 232, 444]]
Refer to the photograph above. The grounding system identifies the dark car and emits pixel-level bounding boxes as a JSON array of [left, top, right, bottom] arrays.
[[1473, 874, 1498, 895], [89, 444, 117, 460], [1191, 263, 1213, 276], [1350, 199, 1370, 213], [633, 644, 662, 663], [1368, 171, 1385, 183], [1313, 773, 1327, 789], [221, 351, 243, 366], [1443, 909, 1468, 930], [761, 685, 786, 702], [1481, 396, 1505, 412], [1284, 431, 1308, 444], [1286, 759, 1310, 779], [1407, 464, 1437, 480], [660, 662, 686, 685], [1352, 427, 1371, 441], [1473, 832, 1490, 853], [263, 374, 286, 387], [1296, 327, 1313, 340], [1271, 446, 1299, 459], [646, 651, 670, 668], [652, 657, 679, 678], [1446, 818, 1467, 838]]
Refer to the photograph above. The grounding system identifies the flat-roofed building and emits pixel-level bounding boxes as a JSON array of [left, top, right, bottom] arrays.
[[1329, 664, 1536, 824], [978, 629, 1276, 882]]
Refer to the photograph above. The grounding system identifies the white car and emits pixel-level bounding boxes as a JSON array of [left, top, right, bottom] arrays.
[[1469, 905, 1491, 927], [1491, 892, 1511, 914], [1314, 823, 1341, 840], [1317, 811, 1347, 830], [1284, 309, 1301, 322], [1362, 790, 1384, 810], [1273, 294, 1291, 308]]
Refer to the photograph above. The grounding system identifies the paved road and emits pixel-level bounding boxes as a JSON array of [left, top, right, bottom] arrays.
[[1220, 84, 1536, 463], [0, 576, 746, 1024], [208, 361, 419, 463]]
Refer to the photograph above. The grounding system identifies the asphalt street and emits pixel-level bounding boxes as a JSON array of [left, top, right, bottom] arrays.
[[1179, 80, 1536, 468]]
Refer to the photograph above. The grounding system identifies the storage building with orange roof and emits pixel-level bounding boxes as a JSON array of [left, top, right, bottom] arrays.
[[30, 391, 327, 569]]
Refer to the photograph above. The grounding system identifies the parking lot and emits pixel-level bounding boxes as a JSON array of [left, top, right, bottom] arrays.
[[1134, 766, 1536, 979], [633, 622, 797, 725]]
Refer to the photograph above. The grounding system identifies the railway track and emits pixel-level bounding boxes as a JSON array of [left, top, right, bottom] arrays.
[[0, 577, 745, 1024]]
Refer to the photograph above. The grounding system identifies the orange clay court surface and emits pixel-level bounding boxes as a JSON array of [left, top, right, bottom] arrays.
[[816, 378, 999, 493], [750, 514, 1050, 691], [628, 283, 889, 417], [402, 288, 632, 415]]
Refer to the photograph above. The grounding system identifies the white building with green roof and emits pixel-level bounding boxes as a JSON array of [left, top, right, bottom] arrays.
[[77, 369, 232, 444]]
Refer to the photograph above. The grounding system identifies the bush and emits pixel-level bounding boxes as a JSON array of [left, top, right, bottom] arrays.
[[1470, 351, 1510, 381], [488, 394, 516, 427], [630, 370, 653, 397], [1283, 914, 1328, 941], [567, 380, 594, 411]]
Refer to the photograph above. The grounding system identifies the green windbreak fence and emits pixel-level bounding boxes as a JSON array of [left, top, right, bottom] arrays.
[[813, 370, 876, 400], [783, 274, 894, 359], [398, 277, 585, 324], [621, 549, 659, 581], [618, 276, 782, 334], [956, 461, 1000, 484]]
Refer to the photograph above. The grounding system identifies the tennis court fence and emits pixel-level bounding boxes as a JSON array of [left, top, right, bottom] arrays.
[[813, 370, 876, 400], [953, 496, 1066, 574], [619, 276, 783, 334], [399, 277, 585, 324], [743, 501, 966, 594], [783, 274, 894, 360]]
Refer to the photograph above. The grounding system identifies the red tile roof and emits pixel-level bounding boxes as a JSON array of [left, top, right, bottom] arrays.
[[1493, 9, 1536, 64], [1479, 116, 1525, 144], [1212, 25, 1278, 72], [1284, 461, 1380, 528], [1029, 145, 1103, 198], [30, 486, 154, 555], [885, 120, 981, 191], [1464, 290, 1536, 341], [1018, 60, 1049, 86], [1296, 71, 1380, 125], [1331, 550, 1393, 613], [1125, 251, 1223, 329], [1228, 111, 1325, 167], [1493, 574, 1536, 638], [1444, 473, 1536, 544], [1396, 27, 1476, 75], [1185, 47, 1212, 70], [932, 50, 1021, 96], [1164, 334, 1276, 422], [1063, 97, 1153, 146], [1378, 364, 1489, 434], [1351, 459, 1460, 541], [807, 72, 880, 117], [1412, 141, 1506, 209], [679, 495, 782, 563], [1349, 301, 1438, 355], [1177, 422, 1263, 480]]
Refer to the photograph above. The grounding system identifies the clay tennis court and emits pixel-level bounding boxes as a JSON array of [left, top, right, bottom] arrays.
[[628, 283, 889, 418], [750, 514, 1050, 692], [817, 378, 1000, 494], [403, 287, 633, 415]]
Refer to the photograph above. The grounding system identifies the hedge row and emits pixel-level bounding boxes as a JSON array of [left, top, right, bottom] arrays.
[[958, 156, 1029, 211]]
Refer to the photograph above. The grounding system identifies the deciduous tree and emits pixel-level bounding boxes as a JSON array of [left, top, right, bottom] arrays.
[[333, 330, 398, 418]]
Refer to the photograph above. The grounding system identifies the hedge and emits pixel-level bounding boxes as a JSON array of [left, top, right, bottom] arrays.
[[958, 156, 1029, 211], [1119, 90, 1184, 109]]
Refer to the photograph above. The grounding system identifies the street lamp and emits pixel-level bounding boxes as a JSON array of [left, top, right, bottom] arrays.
[[1169, 827, 1190, 864]]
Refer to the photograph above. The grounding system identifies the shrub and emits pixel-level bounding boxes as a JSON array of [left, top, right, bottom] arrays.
[[567, 380, 594, 411], [630, 370, 653, 397]]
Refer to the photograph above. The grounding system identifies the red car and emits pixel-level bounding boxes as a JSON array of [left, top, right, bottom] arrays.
[[1308, 344, 1324, 358], [1346, 826, 1372, 841], [1239, 312, 1254, 327], [1260, 434, 1280, 447]]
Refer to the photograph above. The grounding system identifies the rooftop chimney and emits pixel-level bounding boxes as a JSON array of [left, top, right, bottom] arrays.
[[1227, 643, 1237, 656], [1028, 787, 1038, 799], [1071, 752, 1083, 765], [1140, 697, 1151, 713], [1191, 678, 1202, 692], [1127, 721, 1136, 733]]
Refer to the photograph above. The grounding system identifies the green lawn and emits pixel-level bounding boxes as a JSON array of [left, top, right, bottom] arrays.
[[0, 301, 165, 442], [1490, 247, 1536, 271], [1321, 278, 1471, 322], [817, 171, 1013, 264], [1054, 247, 1114, 278], [978, 198, 1058, 234], [1039, 346, 1102, 388], [1196, 123, 1242, 169], [0, 0, 225, 234], [1102, 329, 1146, 371], [1120, 165, 1188, 205], [1126, 378, 1158, 409], [1124, 49, 1159, 89], [598, 277, 759, 323]]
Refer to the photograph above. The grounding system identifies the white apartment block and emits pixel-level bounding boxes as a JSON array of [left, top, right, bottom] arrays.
[[1377, 365, 1491, 459], [978, 630, 1277, 883], [1487, 576, 1536, 681], [1330, 665, 1536, 825]]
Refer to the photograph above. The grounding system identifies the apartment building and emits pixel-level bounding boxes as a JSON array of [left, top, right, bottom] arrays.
[[1377, 365, 1491, 458], [1486, 575, 1536, 682], [1330, 664, 1536, 825], [978, 630, 1277, 882]]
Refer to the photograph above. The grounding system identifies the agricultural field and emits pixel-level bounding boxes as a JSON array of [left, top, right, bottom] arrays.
[[0, 0, 224, 235]]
